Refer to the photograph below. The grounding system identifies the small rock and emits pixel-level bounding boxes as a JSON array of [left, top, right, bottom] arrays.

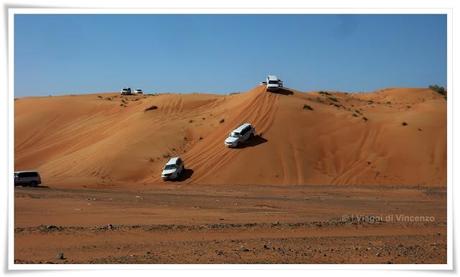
[[56, 252, 65, 260]]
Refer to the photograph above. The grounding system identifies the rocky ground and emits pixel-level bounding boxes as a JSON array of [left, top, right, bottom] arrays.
[[14, 184, 447, 264]]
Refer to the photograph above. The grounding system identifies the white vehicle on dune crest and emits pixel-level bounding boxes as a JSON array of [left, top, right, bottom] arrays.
[[161, 157, 184, 180], [120, 87, 132, 95], [224, 123, 256, 148], [265, 75, 283, 91]]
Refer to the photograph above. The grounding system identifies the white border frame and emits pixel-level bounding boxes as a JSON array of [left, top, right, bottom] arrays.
[[7, 8, 453, 271]]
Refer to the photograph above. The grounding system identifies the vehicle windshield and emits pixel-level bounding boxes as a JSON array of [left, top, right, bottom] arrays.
[[164, 164, 176, 170], [230, 132, 240, 138], [268, 80, 279, 84]]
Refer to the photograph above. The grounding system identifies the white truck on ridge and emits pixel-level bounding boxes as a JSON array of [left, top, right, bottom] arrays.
[[265, 75, 283, 92]]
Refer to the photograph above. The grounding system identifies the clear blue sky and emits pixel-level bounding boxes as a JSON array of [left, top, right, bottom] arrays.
[[14, 14, 447, 96]]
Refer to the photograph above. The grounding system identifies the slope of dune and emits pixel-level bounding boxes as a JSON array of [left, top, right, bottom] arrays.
[[14, 86, 447, 188]]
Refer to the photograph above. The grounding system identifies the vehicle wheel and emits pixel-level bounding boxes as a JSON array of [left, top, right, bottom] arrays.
[[29, 181, 38, 187]]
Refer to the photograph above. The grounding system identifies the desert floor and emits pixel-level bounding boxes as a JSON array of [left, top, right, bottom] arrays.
[[15, 184, 446, 264]]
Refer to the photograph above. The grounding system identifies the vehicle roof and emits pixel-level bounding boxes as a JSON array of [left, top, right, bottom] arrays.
[[135, 88, 142, 90], [166, 157, 181, 165], [267, 75, 279, 81], [14, 170, 39, 174], [233, 123, 252, 133]]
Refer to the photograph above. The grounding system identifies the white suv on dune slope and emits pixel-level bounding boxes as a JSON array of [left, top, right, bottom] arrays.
[[224, 123, 256, 148], [161, 157, 184, 180]]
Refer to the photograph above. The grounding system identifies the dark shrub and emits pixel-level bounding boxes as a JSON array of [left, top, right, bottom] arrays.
[[144, 105, 158, 112], [429, 85, 447, 98], [303, 104, 314, 111], [328, 96, 339, 102]]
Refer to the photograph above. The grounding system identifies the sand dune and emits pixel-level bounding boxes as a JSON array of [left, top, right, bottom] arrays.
[[14, 86, 447, 188]]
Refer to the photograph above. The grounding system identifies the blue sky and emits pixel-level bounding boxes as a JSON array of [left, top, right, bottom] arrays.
[[14, 14, 447, 96]]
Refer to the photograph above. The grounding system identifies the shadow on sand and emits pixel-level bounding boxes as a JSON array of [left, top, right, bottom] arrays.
[[268, 88, 294, 95], [15, 184, 50, 189], [171, 168, 194, 182], [234, 135, 268, 148]]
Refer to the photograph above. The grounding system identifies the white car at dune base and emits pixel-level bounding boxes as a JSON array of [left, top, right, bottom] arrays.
[[14, 171, 42, 187], [224, 123, 256, 148], [161, 157, 184, 181]]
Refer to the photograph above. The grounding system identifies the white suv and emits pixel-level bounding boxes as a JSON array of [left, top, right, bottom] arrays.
[[120, 88, 132, 95], [224, 123, 256, 147], [266, 75, 283, 91], [161, 157, 184, 180], [14, 171, 42, 187], [135, 88, 143, 94]]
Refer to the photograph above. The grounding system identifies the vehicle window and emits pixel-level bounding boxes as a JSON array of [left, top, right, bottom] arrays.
[[231, 132, 240, 137], [19, 172, 38, 178], [268, 80, 278, 84], [164, 164, 176, 170]]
